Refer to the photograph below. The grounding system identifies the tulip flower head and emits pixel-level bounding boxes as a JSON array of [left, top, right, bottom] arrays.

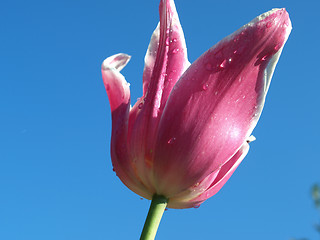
[[102, 0, 291, 209]]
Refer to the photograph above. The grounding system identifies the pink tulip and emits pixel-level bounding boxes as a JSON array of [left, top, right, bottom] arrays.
[[102, 0, 291, 209]]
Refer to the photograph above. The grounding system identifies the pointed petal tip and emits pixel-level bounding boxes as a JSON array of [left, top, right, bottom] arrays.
[[102, 53, 131, 71], [244, 8, 292, 37], [247, 135, 256, 143]]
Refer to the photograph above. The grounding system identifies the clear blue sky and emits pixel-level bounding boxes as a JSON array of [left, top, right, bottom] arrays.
[[1, 0, 319, 239]]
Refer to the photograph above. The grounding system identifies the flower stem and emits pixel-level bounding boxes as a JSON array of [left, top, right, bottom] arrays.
[[140, 194, 168, 240]]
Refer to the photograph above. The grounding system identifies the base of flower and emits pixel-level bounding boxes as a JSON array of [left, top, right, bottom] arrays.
[[140, 194, 168, 240]]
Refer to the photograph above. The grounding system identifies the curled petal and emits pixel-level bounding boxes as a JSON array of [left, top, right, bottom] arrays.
[[190, 142, 249, 203], [102, 54, 151, 199], [168, 142, 249, 209], [153, 9, 292, 197]]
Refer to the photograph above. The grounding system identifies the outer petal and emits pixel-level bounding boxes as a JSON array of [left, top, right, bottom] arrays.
[[167, 142, 249, 209], [153, 9, 292, 197], [127, 0, 190, 192], [102, 54, 151, 199]]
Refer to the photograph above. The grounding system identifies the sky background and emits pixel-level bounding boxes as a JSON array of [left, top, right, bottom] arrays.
[[1, 0, 319, 239]]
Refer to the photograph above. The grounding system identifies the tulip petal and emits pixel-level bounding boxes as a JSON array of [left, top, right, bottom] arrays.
[[167, 142, 249, 209], [190, 142, 249, 203], [127, 0, 190, 192], [102, 54, 151, 199], [142, 0, 190, 104], [153, 9, 292, 197]]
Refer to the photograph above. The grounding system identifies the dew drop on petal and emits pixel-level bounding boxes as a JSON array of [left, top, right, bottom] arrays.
[[194, 205, 200, 209], [167, 137, 176, 144], [214, 91, 218, 95], [202, 83, 209, 91], [219, 59, 228, 69], [284, 20, 290, 27], [261, 55, 268, 61], [138, 102, 144, 109], [172, 38, 177, 43], [172, 48, 179, 54], [266, 22, 272, 28], [165, 38, 170, 46], [274, 44, 281, 51]]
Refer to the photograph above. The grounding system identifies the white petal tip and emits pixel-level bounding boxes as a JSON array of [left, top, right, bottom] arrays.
[[247, 135, 256, 143], [102, 53, 131, 71]]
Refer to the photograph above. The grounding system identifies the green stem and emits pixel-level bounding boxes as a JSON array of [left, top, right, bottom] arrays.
[[140, 194, 168, 240]]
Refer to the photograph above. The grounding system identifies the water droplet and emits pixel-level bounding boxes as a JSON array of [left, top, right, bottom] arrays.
[[138, 102, 144, 109], [167, 137, 176, 144], [242, 95, 246, 99], [165, 38, 170, 46], [261, 55, 268, 61], [202, 83, 209, 90], [238, 77, 242, 83], [214, 91, 218, 95], [172, 48, 179, 54], [219, 59, 228, 69], [266, 22, 272, 28], [172, 38, 177, 43], [194, 205, 200, 209], [205, 63, 212, 71], [228, 58, 232, 63], [284, 20, 290, 27], [106, 84, 110, 91], [140, 197, 143, 200], [233, 50, 238, 54], [274, 44, 281, 51], [112, 168, 115, 172], [166, 29, 170, 34]]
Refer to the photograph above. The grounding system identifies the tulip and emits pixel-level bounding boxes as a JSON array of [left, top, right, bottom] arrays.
[[102, 0, 291, 238]]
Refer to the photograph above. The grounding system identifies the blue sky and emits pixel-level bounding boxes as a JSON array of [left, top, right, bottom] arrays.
[[1, 0, 319, 239]]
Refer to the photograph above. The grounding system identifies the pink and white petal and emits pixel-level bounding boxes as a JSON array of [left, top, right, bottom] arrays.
[[168, 167, 221, 202], [141, 0, 190, 108], [102, 54, 151, 199], [189, 142, 250, 203], [167, 142, 249, 209], [168, 199, 205, 209], [153, 9, 291, 196], [142, 23, 160, 97], [126, 0, 190, 194]]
